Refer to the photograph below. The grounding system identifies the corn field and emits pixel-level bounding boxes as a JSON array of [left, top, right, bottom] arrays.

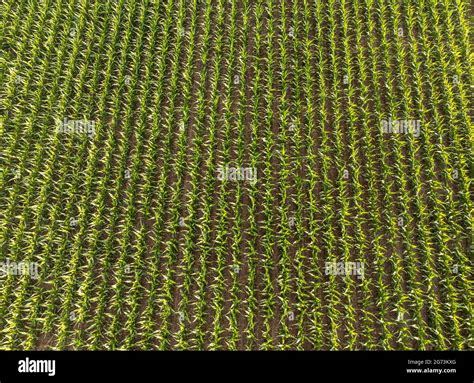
[[0, 0, 472, 351]]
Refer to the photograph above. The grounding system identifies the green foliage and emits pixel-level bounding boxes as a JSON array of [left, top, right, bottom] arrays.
[[0, 0, 471, 350]]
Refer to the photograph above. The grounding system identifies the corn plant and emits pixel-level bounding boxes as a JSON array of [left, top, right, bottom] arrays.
[[0, 0, 471, 351]]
